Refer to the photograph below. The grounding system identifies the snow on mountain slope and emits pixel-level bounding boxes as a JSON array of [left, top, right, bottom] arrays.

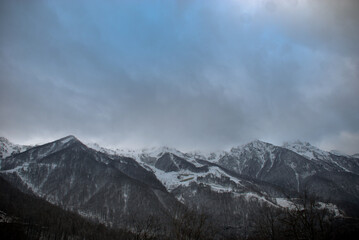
[[283, 141, 330, 160], [184, 150, 227, 163], [217, 140, 354, 193], [0, 137, 178, 227], [283, 141, 353, 161], [86, 143, 290, 213], [144, 161, 244, 192], [86, 138, 359, 214], [86, 143, 258, 195], [283, 141, 359, 174], [87, 139, 359, 183], [0, 137, 31, 159], [5, 137, 274, 207], [218, 140, 278, 178], [86, 140, 319, 195], [86, 142, 118, 156], [3, 136, 358, 221], [85, 144, 207, 167]]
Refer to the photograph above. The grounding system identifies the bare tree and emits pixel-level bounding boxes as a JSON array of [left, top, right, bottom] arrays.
[[249, 190, 336, 240], [280, 191, 335, 240], [171, 207, 214, 240]]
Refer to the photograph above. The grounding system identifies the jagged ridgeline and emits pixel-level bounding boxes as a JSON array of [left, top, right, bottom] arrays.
[[1, 136, 359, 239]]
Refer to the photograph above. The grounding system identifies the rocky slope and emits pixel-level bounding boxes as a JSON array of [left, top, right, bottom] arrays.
[[0, 136, 179, 228]]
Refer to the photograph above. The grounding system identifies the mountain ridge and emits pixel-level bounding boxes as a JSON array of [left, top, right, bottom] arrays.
[[1, 135, 359, 237], [2, 136, 355, 164]]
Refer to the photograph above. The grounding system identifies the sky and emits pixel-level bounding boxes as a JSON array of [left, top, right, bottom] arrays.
[[0, 0, 358, 154]]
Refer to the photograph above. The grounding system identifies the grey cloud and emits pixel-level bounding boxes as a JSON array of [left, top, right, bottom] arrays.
[[0, 0, 358, 154]]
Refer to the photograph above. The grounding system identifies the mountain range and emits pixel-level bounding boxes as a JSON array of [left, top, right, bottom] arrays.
[[1, 135, 358, 238]]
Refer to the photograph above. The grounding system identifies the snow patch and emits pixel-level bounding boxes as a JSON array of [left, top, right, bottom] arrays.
[[0, 137, 31, 159], [60, 136, 75, 144], [275, 198, 296, 209], [283, 141, 330, 160]]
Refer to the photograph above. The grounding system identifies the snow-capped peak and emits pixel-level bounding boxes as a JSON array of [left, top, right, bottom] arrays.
[[142, 146, 184, 157], [0, 137, 31, 159], [59, 135, 78, 144], [86, 142, 117, 155], [85, 143, 185, 159], [282, 140, 330, 160], [244, 139, 272, 148], [230, 139, 274, 155]]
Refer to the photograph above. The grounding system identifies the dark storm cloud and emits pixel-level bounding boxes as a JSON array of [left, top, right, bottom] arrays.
[[0, 0, 358, 153]]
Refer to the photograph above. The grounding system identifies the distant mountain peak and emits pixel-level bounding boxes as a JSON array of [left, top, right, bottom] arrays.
[[230, 139, 273, 153], [59, 135, 77, 141], [245, 139, 272, 147], [56, 135, 80, 145], [282, 140, 330, 160], [0, 137, 31, 159]]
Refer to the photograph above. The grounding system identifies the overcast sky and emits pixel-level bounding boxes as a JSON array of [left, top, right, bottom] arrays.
[[0, 0, 358, 153]]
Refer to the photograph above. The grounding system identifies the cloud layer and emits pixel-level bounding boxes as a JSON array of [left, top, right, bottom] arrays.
[[1, 0, 358, 153]]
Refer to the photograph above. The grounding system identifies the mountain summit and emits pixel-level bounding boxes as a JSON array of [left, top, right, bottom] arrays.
[[0, 137, 31, 159]]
